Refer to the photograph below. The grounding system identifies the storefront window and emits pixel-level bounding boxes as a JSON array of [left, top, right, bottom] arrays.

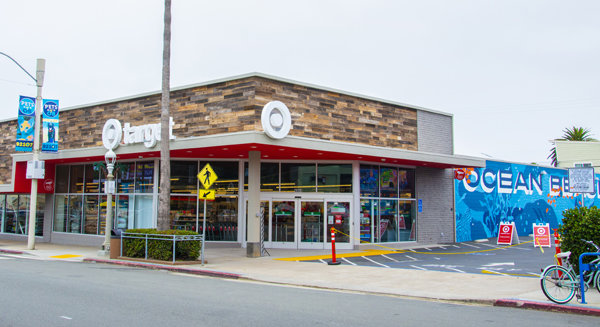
[[360, 199, 377, 243], [399, 169, 415, 198], [272, 201, 294, 242], [170, 196, 197, 231], [84, 164, 101, 193], [281, 163, 316, 192], [326, 202, 350, 243], [171, 161, 197, 194], [67, 195, 82, 233], [360, 165, 379, 197], [54, 195, 68, 232], [117, 163, 135, 194], [260, 163, 279, 192], [380, 167, 398, 198], [69, 165, 84, 194], [378, 199, 398, 242], [205, 196, 238, 241], [55, 165, 69, 193], [317, 164, 352, 193], [134, 195, 153, 228], [0, 194, 4, 233], [84, 195, 99, 234], [399, 200, 416, 241], [115, 195, 131, 230], [98, 195, 109, 235], [4, 195, 18, 234], [136, 162, 154, 193], [202, 161, 239, 195]]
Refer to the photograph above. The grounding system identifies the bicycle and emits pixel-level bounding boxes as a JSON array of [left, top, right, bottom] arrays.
[[539, 239, 600, 304]]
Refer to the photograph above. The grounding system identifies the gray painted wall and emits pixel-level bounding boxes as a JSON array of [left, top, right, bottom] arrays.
[[417, 110, 453, 155], [416, 167, 455, 244]]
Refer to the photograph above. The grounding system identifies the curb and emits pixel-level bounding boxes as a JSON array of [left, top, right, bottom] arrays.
[[494, 299, 600, 317], [83, 257, 241, 279], [0, 248, 26, 255]]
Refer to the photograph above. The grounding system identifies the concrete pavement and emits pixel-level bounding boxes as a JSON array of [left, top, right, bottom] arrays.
[[1, 239, 599, 316]]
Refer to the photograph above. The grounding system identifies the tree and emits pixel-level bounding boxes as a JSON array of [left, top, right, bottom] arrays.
[[158, 0, 172, 231], [547, 127, 596, 167]]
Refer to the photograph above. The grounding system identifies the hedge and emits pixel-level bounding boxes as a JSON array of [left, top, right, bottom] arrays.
[[557, 206, 600, 273], [121, 229, 202, 262]]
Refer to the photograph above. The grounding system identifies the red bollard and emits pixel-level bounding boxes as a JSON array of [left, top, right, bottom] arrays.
[[328, 227, 341, 265], [553, 229, 562, 266]]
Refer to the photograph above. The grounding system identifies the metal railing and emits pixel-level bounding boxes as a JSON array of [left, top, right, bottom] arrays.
[[120, 232, 205, 264]]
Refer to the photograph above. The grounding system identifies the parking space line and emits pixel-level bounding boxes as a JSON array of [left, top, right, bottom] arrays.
[[341, 257, 356, 265], [410, 265, 427, 271], [362, 256, 390, 268], [462, 243, 481, 248], [445, 267, 466, 273], [404, 255, 417, 261], [318, 259, 327, 264], [479, 244, 507, 250], [381, 254, 399, 262]]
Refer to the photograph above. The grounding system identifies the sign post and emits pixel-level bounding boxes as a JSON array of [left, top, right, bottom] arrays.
[[197, 163, 218, 265], [568, 167, 596, 208]]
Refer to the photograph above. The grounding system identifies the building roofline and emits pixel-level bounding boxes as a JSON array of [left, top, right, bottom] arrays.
[[0, 73, 452, 123]]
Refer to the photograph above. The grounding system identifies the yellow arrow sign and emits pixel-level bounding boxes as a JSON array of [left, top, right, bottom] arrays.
[[198, 163, 218, 189], [198, 189, 216, 200]]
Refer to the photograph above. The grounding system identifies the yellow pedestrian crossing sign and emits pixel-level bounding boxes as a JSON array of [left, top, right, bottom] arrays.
[[198, 163, 218, 189], [198, 189, 216, 200]]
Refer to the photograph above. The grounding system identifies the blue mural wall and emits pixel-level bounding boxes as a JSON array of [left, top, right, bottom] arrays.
[[455, 161, 600, 242]]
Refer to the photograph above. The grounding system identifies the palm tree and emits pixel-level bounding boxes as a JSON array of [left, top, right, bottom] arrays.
[[548, 127, 596, 167], [158, 0, 172, 230]]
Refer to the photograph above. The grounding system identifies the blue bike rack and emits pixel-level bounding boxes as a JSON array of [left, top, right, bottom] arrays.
[[579, 252, 600, 304]]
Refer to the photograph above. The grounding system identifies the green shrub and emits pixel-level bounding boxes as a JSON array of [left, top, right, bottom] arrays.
[[557, 206, 600, 273], [121, 229, 202, 262]]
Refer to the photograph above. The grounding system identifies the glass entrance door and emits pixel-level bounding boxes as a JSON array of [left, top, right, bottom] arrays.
[[299, 201, 324, 249], [269, 199, 325, 249]]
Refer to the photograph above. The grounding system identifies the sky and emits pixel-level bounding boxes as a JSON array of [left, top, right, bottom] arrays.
[[1, 1, 599, 166]]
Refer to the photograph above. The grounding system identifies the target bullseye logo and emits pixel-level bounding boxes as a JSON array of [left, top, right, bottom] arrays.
[[537, 227, 546, 235], [261, 101, 291, 139], [502, 225, 510, 233], [102, 119, 122, 150]]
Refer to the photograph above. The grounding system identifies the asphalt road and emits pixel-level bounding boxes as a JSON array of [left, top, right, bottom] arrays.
[[1, 254, 597, 327], [314, 238, 557, 277]]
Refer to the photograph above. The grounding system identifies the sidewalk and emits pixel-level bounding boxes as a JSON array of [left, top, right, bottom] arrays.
[[1, 239, 599, 316]]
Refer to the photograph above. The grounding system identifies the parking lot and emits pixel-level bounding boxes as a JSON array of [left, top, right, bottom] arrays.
[[304, 236, 557, 277]]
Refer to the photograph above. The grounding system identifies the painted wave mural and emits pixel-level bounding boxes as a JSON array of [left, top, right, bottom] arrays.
[[455, 161, 600, 242]]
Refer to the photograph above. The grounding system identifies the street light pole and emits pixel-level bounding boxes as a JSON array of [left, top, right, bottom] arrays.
[[100, 150, 116, 255], [27, 58, 45, 250]]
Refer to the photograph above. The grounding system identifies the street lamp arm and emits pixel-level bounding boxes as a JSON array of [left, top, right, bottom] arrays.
[[0, 51, 37, 83]]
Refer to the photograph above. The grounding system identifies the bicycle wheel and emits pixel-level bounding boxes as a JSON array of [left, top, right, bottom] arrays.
[[540, 265, 576, 304], [595, 271, 600, 293]]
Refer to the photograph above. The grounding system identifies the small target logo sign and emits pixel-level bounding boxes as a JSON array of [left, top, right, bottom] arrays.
[[497, 222, 516, 245], [502, 225, 510, 233], [533, 224, 551, 247]]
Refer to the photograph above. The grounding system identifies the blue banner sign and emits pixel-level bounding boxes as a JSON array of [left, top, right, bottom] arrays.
[[42, 99, 59, 152], [455, 160, 599, 242], [16, 95, 36, 152]]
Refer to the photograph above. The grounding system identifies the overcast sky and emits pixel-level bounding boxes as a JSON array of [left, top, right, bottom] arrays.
[[1, 1, 599, 166]]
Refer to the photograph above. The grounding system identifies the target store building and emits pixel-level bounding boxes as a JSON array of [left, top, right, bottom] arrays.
[[0, 73, 484, 252]]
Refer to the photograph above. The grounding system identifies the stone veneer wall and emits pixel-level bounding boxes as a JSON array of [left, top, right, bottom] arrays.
[[0, 75, 421, 184]]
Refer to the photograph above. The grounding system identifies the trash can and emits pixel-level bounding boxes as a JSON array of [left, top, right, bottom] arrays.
[[110, 229, 122, 259]]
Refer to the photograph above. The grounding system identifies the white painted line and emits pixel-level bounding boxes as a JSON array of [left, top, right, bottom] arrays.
[[341, 257, 356, 266], [407, 249, 417, 252], [434, 257, 441, 260], [462, 243, 481, 249], [479, 243, 506, 250], [380, 254, 399, 262], [410, 265, 427, 271], [452, 245, 460, 248], [404, 255, 418, 261], [60, 316, 72, 320], [482, 262, 515, 267], [439, 246, 447, 249], [445, 267, 466, 273], [0, 257, 10, 260], [318, 259, 327, 264], [362, 256, 390, 268], [422, 247, 432, 251]]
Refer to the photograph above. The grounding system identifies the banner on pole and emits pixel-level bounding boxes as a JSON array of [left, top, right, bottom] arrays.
[[16, 95, 36, 152], [42, 99, 59, 152]]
